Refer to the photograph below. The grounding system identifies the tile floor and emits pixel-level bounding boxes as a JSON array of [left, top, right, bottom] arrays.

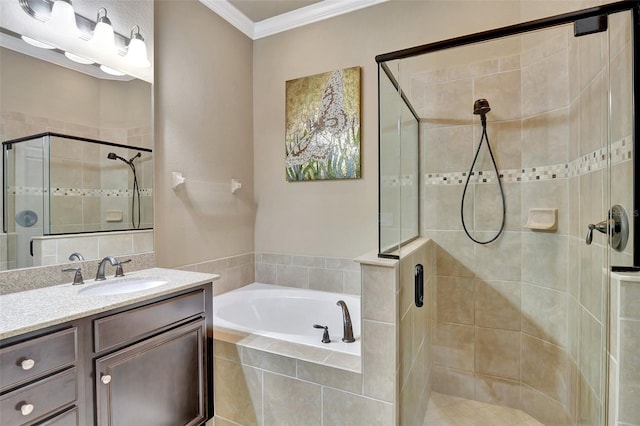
[[424, 392, 544, 426]]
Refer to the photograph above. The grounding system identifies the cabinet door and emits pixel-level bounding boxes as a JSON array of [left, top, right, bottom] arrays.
[[95, 320, 206, 426]]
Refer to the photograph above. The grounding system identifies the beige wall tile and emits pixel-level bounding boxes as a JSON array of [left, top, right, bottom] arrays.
[[362, 265, 397, 322], [424, 125, 473, 173], [579, 74, 606, 156], [520, 384, 570, 426], [323, 387, 394, 426], [475, 375, 521, 408], [263, 372, 321, 426], [297, 360, 361, 393], [276, 264, 309, 288], [522, 50, 569, 117], [521, 283, 567, 347], [521, 334, 568, 402], [431, 366, 475, 400], [476, 328, 520, 381], [308, 268, 343, 293], [363, 320, 396, 402], [474, 182, 521, 232], [475, 279, 521, 331], [432, 233, 475, 278], [577, 371, 602, 426], [433, 323, 474, 371], [255, 263, 276, 284], [620, 281, 640, 321], [422, 79, 473, 129], [437, 276, 475, 325], [521, 108, 569, 168], [473, 70, 521, 122], [214, 357, 262, 426], [618, 384, 640, 425], [578, 307, 603, 399], [473, 231, 521, 282], [241, 347, 296, 377], [620, 319, 640, 385]]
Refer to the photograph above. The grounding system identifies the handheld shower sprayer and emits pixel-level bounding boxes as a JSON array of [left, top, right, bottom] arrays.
[[460, 99, 506, 245], [106, 151, 142, 229]]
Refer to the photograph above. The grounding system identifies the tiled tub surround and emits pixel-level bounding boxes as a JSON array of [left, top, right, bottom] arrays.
[[255, 252, 362, 295], [412, 16, 633, 426], [212, 239, 434, 425]]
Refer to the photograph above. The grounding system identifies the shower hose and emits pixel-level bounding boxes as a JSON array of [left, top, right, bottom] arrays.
[[460, 115, 506, 244]]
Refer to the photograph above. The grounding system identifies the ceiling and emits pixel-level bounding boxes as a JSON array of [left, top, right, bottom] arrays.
[[199, 0, 389, 40]]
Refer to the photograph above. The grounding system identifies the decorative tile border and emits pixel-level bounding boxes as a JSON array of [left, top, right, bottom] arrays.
[[8, 187, 153, 197], [424, 136, 632, 186]]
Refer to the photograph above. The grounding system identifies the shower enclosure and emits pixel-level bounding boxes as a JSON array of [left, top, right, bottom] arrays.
[[378, 1, 637, 424], [2, 133, 153, 269]]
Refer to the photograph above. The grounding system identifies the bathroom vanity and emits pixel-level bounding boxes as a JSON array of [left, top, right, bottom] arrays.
[[0, 268, 217, 425]]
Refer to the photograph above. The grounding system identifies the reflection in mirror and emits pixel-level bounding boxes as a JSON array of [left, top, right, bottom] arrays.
[[0, 1, 153, 272]]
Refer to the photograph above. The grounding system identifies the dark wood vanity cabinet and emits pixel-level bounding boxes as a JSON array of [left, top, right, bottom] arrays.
[[0, 284, 213, 426]]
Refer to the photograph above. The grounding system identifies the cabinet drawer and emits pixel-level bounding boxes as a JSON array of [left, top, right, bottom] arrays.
[[0, 328, 77, 392], [0, 368, 77, 425], [39, 407, 79, 426], [94, 290, 205, 352]]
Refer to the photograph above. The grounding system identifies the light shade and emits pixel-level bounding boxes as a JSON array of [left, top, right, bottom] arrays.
[[21, 36, 55, 49], [90, 8, 117, 54], [65, 52, 94, 65], [125, 26, 150, 68], [100, 65, 125, 76], [48, 0, 80, 37]]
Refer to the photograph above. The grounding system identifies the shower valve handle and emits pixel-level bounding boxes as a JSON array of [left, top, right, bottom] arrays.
[[586, 220, 609, 245]]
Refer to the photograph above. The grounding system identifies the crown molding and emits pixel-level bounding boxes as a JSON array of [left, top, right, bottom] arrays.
[[200, 0, 389, 40], [199, 0, 254, 39]]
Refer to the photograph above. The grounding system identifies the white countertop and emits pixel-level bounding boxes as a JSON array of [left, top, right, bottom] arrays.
[[0, 268, 219, 340]]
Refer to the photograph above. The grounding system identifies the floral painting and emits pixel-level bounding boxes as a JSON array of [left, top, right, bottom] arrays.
[[285, 67, 361, 181]]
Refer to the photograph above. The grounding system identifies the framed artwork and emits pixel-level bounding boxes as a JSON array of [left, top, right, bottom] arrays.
[[285, 66, 361, 181]]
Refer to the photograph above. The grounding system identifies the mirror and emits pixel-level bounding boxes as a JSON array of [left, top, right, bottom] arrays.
[[0, 0, 153, 271]]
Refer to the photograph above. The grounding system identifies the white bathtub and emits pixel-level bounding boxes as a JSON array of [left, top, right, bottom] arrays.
[[213, 283, 361, 355]]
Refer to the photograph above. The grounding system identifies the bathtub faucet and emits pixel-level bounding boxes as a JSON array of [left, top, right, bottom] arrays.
[[336, 300, 355, 343]]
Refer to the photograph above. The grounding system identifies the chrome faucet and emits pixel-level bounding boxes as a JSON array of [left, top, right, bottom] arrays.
[[95, 256, 119, 281], [336, 300, 355, 343]]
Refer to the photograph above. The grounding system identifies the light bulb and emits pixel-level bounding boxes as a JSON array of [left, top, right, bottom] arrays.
[[100, 65, 125, 76], [125, 26, 150, 68], [21, 36, 55, 49], [65, 52, 94, 65], [90, 8, 117, 54], [48, 0, 80, 37]]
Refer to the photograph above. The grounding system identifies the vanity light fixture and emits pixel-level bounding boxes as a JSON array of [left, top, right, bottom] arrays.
[[99, 64, 125, 76], [47, 0, 80, 37], [64, 51, 94, 65], [21, 35, 55, 49], [90, 8, 117, 54], [125, 26, 151, 68]]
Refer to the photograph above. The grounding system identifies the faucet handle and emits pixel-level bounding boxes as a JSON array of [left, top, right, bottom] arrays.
[[114, 259, 132, 277], [313, 324, 331, 343], [62, 267, 84, 285]]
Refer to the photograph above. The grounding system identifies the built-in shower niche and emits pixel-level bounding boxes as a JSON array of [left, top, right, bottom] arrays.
[[2, 132, 153, 268]]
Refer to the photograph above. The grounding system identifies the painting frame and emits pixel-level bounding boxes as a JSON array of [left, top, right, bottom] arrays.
[[285, 66, 361, 181]]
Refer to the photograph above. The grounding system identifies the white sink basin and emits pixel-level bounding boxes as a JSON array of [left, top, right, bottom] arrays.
[[78, 277, 169, 296]]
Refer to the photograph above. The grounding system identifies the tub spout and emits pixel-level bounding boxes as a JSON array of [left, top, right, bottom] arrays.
[[336, 300, 355, 343]]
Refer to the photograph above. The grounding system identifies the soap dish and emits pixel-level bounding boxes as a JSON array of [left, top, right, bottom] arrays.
[[524, 208, 558, 232]]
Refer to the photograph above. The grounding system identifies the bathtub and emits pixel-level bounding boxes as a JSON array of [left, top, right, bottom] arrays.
[[213, 283, 361, 355]]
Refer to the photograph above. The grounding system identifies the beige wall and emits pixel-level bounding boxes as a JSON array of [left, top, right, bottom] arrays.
[[154, 0, 254, 267]]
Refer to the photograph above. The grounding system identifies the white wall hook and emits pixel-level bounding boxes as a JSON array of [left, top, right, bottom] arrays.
[[172, 172, 186, 190], [231, 179, 242, 194]]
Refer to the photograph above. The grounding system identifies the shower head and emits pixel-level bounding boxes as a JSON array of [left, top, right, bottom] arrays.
[[107, 152, 131, 165], [107, 152, 141, 165], [473, 98, 491, 116]]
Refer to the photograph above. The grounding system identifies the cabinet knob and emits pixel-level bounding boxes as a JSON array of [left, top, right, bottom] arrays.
[[101, 374, 112, 384], [20, 358, 35, 370], [20, 403, 34, 416]]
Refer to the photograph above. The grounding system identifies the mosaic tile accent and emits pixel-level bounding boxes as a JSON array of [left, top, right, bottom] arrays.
[[425, 136, 632, 186], [8, 187, 153, 197]]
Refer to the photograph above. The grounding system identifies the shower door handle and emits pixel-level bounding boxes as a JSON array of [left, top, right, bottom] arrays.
[[585, 204, 629, 251], [586, 220, 609, 245]]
